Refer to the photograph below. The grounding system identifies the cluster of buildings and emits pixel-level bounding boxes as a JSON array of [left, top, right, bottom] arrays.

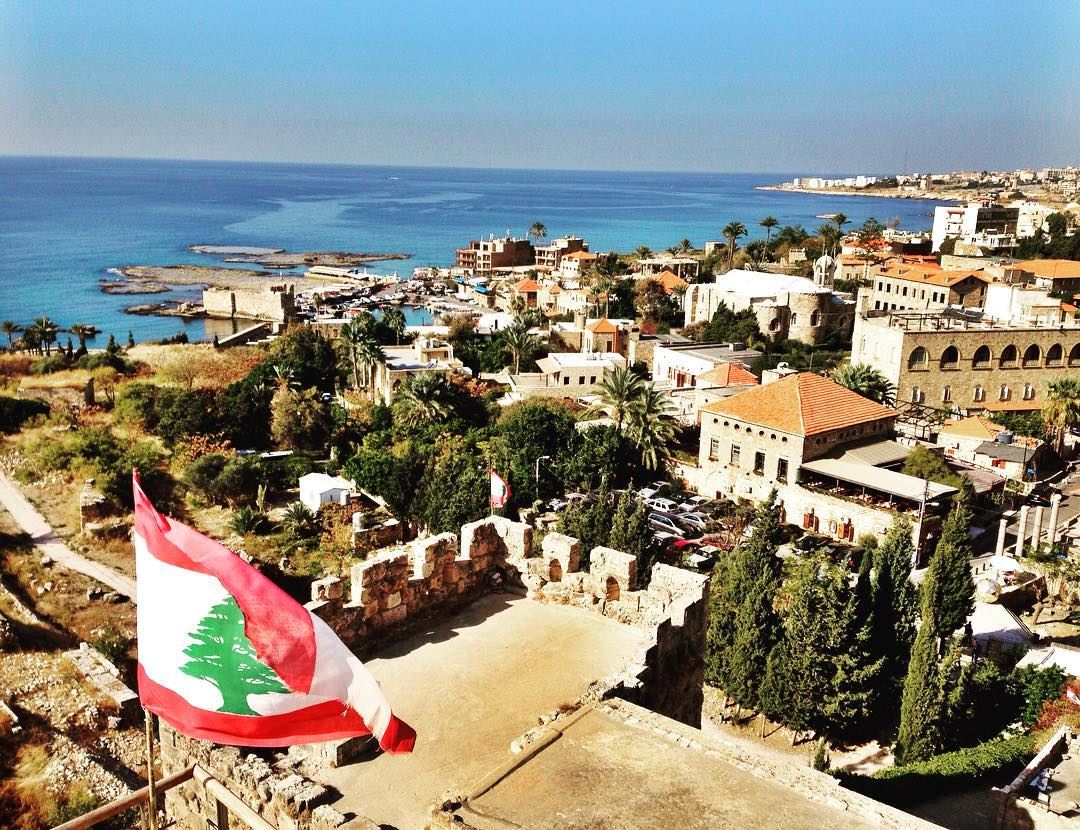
[[929, 199, 1071, 254], [787, 174, 880, 190]]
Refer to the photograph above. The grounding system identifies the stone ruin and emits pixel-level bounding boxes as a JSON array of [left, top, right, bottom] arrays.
[[161, 516, 710, 830]]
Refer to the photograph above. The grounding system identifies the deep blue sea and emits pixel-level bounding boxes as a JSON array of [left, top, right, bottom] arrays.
[[0, 156, 944, 344]]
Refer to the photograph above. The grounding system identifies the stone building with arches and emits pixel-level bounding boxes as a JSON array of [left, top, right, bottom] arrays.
[[851, 304, 1080, 416]]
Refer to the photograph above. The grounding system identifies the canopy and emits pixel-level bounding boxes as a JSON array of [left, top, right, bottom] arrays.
[[800, 458, 957, 502]]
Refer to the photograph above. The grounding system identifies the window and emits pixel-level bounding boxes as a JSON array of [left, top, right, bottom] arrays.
[[999, 385, 1011, 401], [589, 376, 596, 384], [579, 376, 586, 385], [1022, 344, 1041, 368], [1000, 344, 1018, 368], [902, 286, 908, 296], [1046, 344, 1064, 367], [1023, 383, 1036, 401], [940, 346, 959, 370], [908, 347, 929, 370], [708, 438, 720, 461], [886, 284, 892, 293], [791, 313, 798, 325], [877, 281, 883, 290], [1070, 344, 1080, 367], [754, 451, 765, 474], [730, 444, 741, 465], [942, 385, 952, 403], [973, 345, 991, 369], [810, 310, 820, 326], [911, 387, 925, 403], [563, 376, 570, 385], [973, 385, 985, 402], [777, 458, 789, 482]]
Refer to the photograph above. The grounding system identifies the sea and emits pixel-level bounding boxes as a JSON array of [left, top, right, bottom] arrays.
[[0, 156, 946, 344]]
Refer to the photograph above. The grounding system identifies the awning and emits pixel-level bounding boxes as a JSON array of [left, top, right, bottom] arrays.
[[838, 439, 913, 467], [800, 457, 958, 502]]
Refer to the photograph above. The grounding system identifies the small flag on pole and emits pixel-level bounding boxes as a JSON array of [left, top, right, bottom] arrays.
[[132, 472, 415, 752], [1067, 687, 1080, 707], [490, 469, 511, 509]]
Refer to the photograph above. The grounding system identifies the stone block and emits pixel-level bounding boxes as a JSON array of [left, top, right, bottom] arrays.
[[311, 804, 350, 829], [541, 532, 581, 576], [380, 604, 408, 626], [590, 546, 637, 595], [310, 576, 343, 602], [385, 591, 402, 610]]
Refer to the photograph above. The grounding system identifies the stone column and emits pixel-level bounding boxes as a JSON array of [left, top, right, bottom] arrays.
[[1032, 506, 1045, 549], [995, 518, 1008, 557], [1048, 494, 1063, 547], [1015, 505, 1029, 558]]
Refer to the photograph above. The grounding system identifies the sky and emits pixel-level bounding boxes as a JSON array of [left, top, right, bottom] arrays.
[[1, 0, 1078, 173]]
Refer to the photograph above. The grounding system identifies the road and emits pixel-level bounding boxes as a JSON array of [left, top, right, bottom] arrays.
[[0, 473, 136, 601]]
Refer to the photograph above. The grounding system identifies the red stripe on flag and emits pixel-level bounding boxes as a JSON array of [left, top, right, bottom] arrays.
[[133, 475, 317, 695], [138, 665, 416, 753]]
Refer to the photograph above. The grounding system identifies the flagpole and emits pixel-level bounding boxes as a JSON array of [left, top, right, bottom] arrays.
[[144, 709, 158, 830]]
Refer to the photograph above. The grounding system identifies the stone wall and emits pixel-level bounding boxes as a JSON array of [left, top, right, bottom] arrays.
[[158, 725, 353, 830], [203, 284, 296, 323], [306, 516, 533, 654], [992, 726, 1076, 829]]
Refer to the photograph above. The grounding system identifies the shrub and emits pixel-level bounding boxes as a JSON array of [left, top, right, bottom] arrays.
[[1016, 664, 1068, 725], [184, 453, 261, 507], [90, 625, 129, 663], [113, 381, 160, 426], [29, 354, 72, 374], [0, 395, 48, 433], [229, 505, 267, 535], [839, 733, 1038, 805], [47, 787, 102, 826]]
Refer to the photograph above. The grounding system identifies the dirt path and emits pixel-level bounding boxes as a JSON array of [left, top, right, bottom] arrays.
[[0, 473, 136, 601]]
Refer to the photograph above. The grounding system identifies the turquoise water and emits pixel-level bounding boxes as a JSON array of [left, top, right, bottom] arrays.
[[0, 157, 942, 343]]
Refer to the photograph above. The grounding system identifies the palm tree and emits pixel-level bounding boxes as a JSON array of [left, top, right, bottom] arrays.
[[722, 221, 748, 271], [381, 307, 407, 346], [1044, 377, 1080, 453], [816, 223, 842, 259], [338, 318, 384, 390], [832, 212, 849, 232], [281, 502, 317, 537], [830, 363, 896, 406], [743, 240, 767, 270], [34, 316, 59, 355], [677, 238, 694, 255], [528, 221, 547, 243], [759, 215, 779, 257], [633, 245, 653, 261], [392, 371, 457, 427], [1, 321, 22, 351], [68, 323, 95, 352], [21, 324, 42, 355], [625, 385, 678, 470], [592, 366, 645, 434], [501, 319, 540, 374]]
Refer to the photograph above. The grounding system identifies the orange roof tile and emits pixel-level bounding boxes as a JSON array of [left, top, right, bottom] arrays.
[[563, 251, 598, 261], [701, 373, 896, 436], [656, 269, 689, 293], [513, 278, 541, 293], [876, 263, 987, 287], [1010, 259, 1080, 280], [586, 317, 618, 334], [547, 284, 561, 293], [940, 415, 1001, 440], [697, 362, 759, 387]]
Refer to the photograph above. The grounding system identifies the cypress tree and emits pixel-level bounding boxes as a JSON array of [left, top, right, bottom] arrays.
[[894, 571, 944, 765], [609, 491, 656, 586], [871, 515, 919, 713], [827, 555, 884, 734], [923, 504, 976, 640], [709, 492, 783, 711]]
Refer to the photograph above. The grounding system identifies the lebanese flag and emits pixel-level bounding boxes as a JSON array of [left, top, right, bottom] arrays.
[[1067, 687, 1080, 707], [490, 469, 511, 509], [132, 473, 415, 752]]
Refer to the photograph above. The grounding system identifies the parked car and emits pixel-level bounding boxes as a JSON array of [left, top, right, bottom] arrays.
[[652, 531, 680, 552], [676, 512, 710, 532], [794, 535, 824, 554], [677, 495, 712, 513], [547, 497, 570, 512], [684, 550, 718, 572], [564, 492, 595, 507], [644, 497, 680, 514], [648, 513, 684, 536], [637, 481, 671, 500]]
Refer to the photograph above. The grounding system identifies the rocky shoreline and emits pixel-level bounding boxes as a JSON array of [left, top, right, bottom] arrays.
[[189, 244, 411, 268]]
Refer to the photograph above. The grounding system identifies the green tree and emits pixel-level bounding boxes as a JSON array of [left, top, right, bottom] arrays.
[[759, 215, 779, 255], [180, 596, 289, 715], [501, 318, 541, 374], [633, 245, 653, 260], [270, 386, 331, 452], [528, 221, 547, 243], [871, 515, 919, 711], [624, 385, 677, 470], [592, 366, 645, 434], [706, 493, 783, 712], [894, 574, 944, 765], [633, 278, 675, 323], [722, 221, 748, 271], [392, 371, 460, 428], [418, 447, 488, 534], [34, 316, 59, 355], [923, 504, 976, 640], [608, 491, 657, 584], [901, 445, 973, 500], [380, 307, 407, 346], [698, 301, 763, 346], [1043, 377, 1080, 453], [557, 483, 612, 563], [0, 320, 22, 350], [338, 317, 384, 390], [344, 442, 425, 524], [68, 323, 95, 354], [830, 363, 896, 406], [281, 501, 317, 536]]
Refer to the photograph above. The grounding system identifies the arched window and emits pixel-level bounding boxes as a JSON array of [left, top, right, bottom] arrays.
[[769, 318, 780, 332], [1070, 344, 1080, 367], [940, 346, 959, 370], [1046, 344, 1064, 366], [604, 576, 620, 601], [999, 385, 1011, 401], [1000, 345, 1018, 368], [973, 345, 992, 369], [908, 347, 928, 370], [1023, 383, 1036, 401], [790, 313, 798, 325], [810, 309, 820, 327], [942, 385, 952, 403], [1022, 344, 1041, 367], [973, 385, 985, 402]]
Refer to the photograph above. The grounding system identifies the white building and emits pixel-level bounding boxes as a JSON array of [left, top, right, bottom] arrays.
[[503, 352, 626, 403], [298, 473, 354, 513], [931, 202, 1019, 252]]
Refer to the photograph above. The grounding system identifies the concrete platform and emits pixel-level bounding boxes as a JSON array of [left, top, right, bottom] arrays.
[[443, 701, 941, 830], [318, 593, 649, 829]]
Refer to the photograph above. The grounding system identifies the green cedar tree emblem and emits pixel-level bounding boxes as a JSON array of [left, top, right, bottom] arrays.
[[180, 595, 289, 716]]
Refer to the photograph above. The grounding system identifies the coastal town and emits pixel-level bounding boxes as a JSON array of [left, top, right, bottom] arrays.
[[2, 178, 1080, 829]]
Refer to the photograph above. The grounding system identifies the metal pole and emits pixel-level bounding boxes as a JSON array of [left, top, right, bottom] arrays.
[[914, 477, 930, 568], [144, 710, 158, 830]]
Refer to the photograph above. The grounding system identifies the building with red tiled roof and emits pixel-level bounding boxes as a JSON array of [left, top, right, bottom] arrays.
[[654, 269, 689, 295], [861, 261, 989, 312], [510, 277, 541, 309], [694, 372, 952, 562], [1007, 259, 1080, 294]]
